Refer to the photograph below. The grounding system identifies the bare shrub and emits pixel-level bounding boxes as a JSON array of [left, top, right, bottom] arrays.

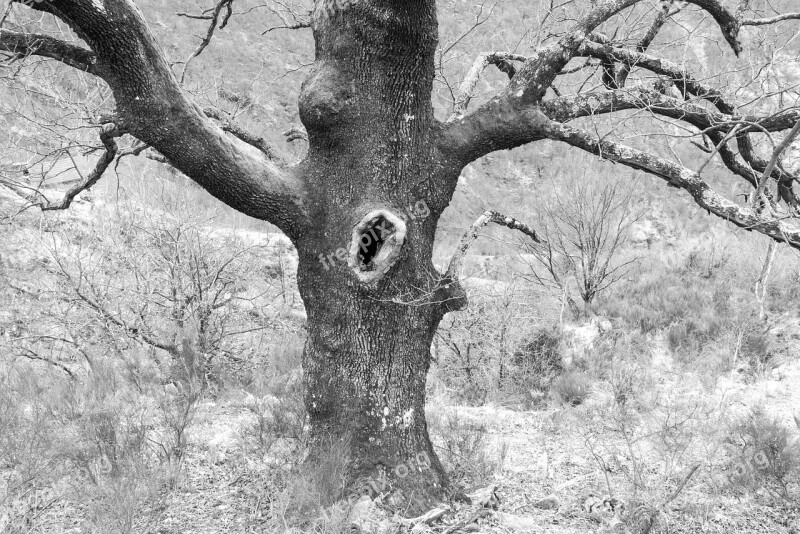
[[521, 176, 643, 314], [427, 409, 497, 487], [239, 339, 307, 458], [551, 371, 591, 406], [725, 406, 800, 499], [508, 327, 563, 404], [42, 196, 284, 393]]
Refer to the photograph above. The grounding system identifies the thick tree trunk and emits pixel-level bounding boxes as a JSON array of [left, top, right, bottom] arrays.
[[291, 0, 461, 512]]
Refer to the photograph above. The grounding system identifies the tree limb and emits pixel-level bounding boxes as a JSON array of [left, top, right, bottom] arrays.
[[448, 52, 526, 121], [180, 0, 234, 84], [742, 13, 800, 26], [752, 120, 800, 210], [570, 41, 800, 203], [539, 87, 800, 135], [536, 116, 800, 249], [614, 5, 675, 88], [203, 107, 288, 164], [0, 29, 98, 73], [11, 346, 77, 379], [19, 0, 309, 236], [3, 124, 120, 211], [440, 0, 745, 163], [505, 0, 739, 106], [446, 210, 541, 281]]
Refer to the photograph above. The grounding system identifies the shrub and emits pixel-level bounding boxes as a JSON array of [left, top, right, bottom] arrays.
[[551, 371, 590, 406], [239, 340, 307, 458], [427, 409, 497, 486], [507, 327, 563, 401], [726, 406, 800, 499], [667, 316, 720, 361]]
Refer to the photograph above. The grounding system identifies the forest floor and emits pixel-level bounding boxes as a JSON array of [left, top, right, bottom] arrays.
[[115, 343, 800, 533], [2, 193, 800, 534]]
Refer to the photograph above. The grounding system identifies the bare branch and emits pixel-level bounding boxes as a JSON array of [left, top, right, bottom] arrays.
[[449, 52, 526, 121], [536, 117, 800, 249], [441, 0, 758, 163], [11, 346, 76, 379], [0, 29, 97, 73], [15, 0, 310, 234], [446, 210, 540, 281], [540, 87, 800, 135], [3, 124, 120, 211], [505, 0, 740, 106], [742, 13, 800, 26], [203, 107, 288, 164], [752, 121, 800, 210], [180, 0, 234, 84], [614, 5, 674, 88]]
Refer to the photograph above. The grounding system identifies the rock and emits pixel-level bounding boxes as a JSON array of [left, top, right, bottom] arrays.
[[407, 506, 450, 531], [532, 494, 559, 510], [466, 485, 500, 509], [496, 512, 539, 532], [348, 496, 395, 534], [595, 316, 613, 334], [765, 381, 784, 398]]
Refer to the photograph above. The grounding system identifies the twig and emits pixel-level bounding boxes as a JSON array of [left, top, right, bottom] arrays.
[[441, 508, 492, 534], [180, 0, 233, 84], [752, 120, 800, 210]]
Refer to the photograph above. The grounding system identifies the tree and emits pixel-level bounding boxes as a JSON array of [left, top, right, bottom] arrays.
[[522, 176, 643, 314], [2, 0, 800, 512]]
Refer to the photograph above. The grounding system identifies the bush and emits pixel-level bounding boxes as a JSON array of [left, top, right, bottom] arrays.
[[551, 371, 590, 406], [427, 409, 498, 487], [506, 327, 563, 403], [726, 406, 800, 499], [667, 316, 720, 361], [239, 339, 307, 458]]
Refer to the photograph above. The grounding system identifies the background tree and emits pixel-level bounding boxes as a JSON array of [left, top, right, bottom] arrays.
[[2, 0, 800, 513], [521, 176, 644, 315]]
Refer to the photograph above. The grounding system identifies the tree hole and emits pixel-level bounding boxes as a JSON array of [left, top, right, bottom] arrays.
[[357, 216, 395, 270]]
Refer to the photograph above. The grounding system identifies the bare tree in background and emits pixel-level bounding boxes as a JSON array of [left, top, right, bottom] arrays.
[[522, 178, 643, 314], [2, 0, 800, 510]]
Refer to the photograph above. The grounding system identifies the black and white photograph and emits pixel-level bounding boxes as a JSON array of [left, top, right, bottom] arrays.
[[1, 0, 800, 532]]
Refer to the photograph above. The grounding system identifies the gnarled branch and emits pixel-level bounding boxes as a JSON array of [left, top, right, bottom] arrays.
[[446, 210, 540, 281], [203, 107, 288, 164], [16, 0, 309, 236], [3, 124, 119, 211], [0, 29, 98, 73], [537, 117, 800, 249], [448, 52, 526, 121]]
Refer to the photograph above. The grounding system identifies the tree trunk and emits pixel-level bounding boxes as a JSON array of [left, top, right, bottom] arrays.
[[291, 0, 461, 512]]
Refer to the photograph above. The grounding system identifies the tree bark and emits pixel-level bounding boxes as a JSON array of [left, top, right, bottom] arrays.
[[292, 0, 462, 511]]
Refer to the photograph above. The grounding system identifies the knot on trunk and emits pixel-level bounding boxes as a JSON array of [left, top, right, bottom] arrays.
[[348, 210, 406, 284]]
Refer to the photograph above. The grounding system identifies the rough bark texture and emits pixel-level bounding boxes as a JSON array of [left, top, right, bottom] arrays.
[[292, 0, 463, 510]]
